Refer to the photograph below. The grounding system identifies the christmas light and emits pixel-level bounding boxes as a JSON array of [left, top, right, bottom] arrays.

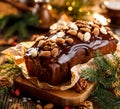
[[68, 6, 73, 11]]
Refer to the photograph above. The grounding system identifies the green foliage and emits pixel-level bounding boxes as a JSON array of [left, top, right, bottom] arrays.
[[0, 86, 9, 108], [0, 60, 22, 77], [0, 86, 9, 95], [80, 52, 120, 109], [0, 12, 39, 39]]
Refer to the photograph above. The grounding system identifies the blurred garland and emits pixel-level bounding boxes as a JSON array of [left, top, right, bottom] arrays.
[[51, 0, 94, 21], [0, 0, 94, 40]]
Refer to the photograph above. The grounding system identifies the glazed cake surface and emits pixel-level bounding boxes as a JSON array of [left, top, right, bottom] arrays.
[[25, 20, 118, 85]]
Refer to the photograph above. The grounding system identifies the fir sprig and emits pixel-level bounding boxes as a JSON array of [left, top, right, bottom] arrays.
[[80, 52, 120, 109]]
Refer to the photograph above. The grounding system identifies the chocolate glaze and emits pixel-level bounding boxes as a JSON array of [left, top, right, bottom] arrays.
[[25, 20, 118, 85]]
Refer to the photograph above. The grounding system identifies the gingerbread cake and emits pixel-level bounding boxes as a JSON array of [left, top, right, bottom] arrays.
[[24, 20, 118, 85]]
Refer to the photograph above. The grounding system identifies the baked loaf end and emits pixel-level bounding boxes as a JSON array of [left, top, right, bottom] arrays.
[[24, 20, 118, 85]]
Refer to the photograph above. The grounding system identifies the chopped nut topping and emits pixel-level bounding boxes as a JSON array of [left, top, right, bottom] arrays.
[[56, 38, 65, 44], [50, 30, 57, 34], [93, 24, 100, 29], [69, 22, 78, 30], [39, 51, 51, 57], [56, 31, 65, 38], [35, 35, 45, 41], [51, 48, 59, 57], [28, 48, 38, 57], [67, 29, 77, 36], [100, 26, 107, 34], [84, 32, 91, 41], [88, 21, 94, 26], [80, 28, 91, 32], [65, 38, 74, 44], [77, 32, 84, 41], [38, 40, 45, 47], [108, 31, 114, 37], [93, 27, 100, 36], [50, 23, 58, 30]]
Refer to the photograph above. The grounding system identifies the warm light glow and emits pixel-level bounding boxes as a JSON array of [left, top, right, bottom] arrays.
[[66, 1, 70, 6], [79, 8, 83, 12], [34, 0, 38, 2], [93, 13, 108, 25], [47, 4, 52, 10], [71, 1, 75, 6], [68, 6, 73, 11]]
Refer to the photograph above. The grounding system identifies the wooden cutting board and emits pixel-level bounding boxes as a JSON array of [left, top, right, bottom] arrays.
[[15, 76, 95, 106]]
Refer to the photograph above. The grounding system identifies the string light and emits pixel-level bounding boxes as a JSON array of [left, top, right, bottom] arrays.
[[68, 6, 73, 11]]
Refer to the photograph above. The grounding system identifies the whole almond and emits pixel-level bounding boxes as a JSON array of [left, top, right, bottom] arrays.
[[67, 29, 77, 36], [56, 38, 65, 44], [77, 32, 84, 41], [39, 51, 51, 57], [93, 27, 100, 36], [80, 28, 91, 32], [65, 38, 74, 44], [51, 48, 59, 57], [93, 24, 100, 29]]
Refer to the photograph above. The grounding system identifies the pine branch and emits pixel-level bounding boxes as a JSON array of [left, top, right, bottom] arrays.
[[80, 52, 120, 109]]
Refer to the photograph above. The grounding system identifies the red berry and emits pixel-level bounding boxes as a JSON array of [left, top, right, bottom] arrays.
[[14, 89, 20, 96], [12, 42, 17, 46]]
